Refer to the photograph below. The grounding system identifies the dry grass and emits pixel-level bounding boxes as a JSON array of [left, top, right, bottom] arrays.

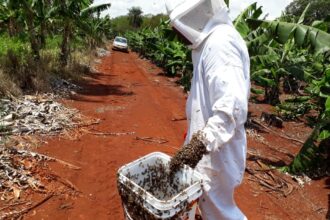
[[46, 49, 93, 83], [63, 50, 94, 79], [0, 50, 51, 94], [0, 70, 22, 96]]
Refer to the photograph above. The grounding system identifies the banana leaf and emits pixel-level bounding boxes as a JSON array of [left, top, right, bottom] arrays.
[[251, 52, 279, 66], [247, 19, 330, 55], [80, 3, 111, 16], [285, 113, 330, 174], [246, 32, 269, 48], [251, 88, 264, 95], [234, 3, 262, 38], [318, 130, 330, 141], [224, 0, 229, 7], [297, 3, 311, 25], [312, 20, 329, 32], [326, 97, 330, 110]]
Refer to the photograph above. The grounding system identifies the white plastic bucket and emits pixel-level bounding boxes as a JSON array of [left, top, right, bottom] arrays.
[[117, 152, 203, 220]]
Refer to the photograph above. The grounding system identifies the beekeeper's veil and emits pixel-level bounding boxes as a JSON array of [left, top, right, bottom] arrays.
[[165, 0, 232, 49]]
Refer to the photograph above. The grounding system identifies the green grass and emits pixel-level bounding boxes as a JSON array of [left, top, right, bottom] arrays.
[[45, 35, 62, 50], [0, 34, 29, 57], [0, 35, 77, 57]]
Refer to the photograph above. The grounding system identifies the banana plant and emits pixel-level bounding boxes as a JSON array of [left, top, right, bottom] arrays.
[[283, 69, 330, 175], [50, 0, 111, 65], [282, 117, 329, 175], [240, 3, 330, 104], [234, 3, 330, 175], [164, 41, 190, 76], [16, 0, 42, 59]]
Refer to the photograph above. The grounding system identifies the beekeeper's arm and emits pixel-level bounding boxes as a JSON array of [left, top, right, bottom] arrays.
[[199, 36, 248, 152]]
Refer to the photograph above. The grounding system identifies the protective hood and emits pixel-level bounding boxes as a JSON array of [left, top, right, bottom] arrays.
[[165, 0, 232, 49]]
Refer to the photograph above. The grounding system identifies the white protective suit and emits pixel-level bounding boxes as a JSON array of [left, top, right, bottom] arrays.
[[166, 0, 251, 219], [188, 25, 250, 219]]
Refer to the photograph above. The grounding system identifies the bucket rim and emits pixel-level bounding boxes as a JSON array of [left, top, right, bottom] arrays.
[[117, 152, 203, 210]]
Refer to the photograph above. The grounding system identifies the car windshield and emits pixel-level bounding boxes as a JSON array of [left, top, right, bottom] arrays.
[[115, 37, 127, 44]]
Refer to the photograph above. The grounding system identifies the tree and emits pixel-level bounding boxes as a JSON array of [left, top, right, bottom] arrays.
[[128, 6, 143, 28], [111, 15, 131, 34], [285, 0, 330, 25], [10, 0, 43, 60], [0, 0, 19, 36], [51, 0, 111, 66], [142, 14, 169, 28]]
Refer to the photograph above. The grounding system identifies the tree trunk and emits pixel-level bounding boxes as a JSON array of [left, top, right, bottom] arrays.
[[26, 12, 40, 60], [60, 22, 70, 66], [8, 18, 15, 37], [40, 22, 47, 49]]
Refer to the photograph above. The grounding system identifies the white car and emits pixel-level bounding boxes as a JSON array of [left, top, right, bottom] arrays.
[[112, 36, 128, 52]]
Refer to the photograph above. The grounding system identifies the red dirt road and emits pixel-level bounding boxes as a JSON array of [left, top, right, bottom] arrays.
[[26, 50, 328, 219]]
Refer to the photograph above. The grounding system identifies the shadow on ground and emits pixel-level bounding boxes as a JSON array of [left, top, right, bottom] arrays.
[[70, 70, 135, 102], [247, 154, 290, 167]]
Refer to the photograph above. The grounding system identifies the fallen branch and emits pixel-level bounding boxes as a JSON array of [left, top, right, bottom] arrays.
[[72, 119, 101, 128], [0, 194, 53, 219], [0, 201, 28, 212], [136, 136, 169, 144], [49, 173, 80, 192], [251, 119, 304, 144], [171, 117, 187, 122], [85, 130, 136, 137], [246, 163, 295, 197], [18, 150, 81, 170]]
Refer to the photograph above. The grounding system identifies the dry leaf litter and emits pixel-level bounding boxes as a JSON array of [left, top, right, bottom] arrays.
[[0, 146, 76, 219], [0, 94, 84, 135], [0, 147, 46, 202], [50, 78, 82, 97], [0, 93, 89, 218]]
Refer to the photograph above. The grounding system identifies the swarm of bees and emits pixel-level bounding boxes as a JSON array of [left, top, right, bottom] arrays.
[[117, 159, 197, 220]]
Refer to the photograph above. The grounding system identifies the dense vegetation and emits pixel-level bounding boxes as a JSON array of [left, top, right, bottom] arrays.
[[0, 0, 112, 95], [111, 12, 169, 36], [125, 2, 329, 177]]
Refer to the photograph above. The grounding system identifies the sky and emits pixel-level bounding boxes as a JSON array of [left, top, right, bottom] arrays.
[[94, 0, 294, 20]]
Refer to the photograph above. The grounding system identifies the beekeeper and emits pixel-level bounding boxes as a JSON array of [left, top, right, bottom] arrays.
[[166, 0, 250, 219]]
